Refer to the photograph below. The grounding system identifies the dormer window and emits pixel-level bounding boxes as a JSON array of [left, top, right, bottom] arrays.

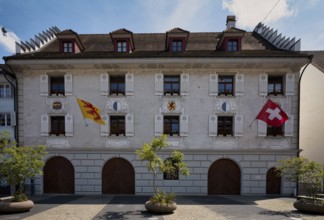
[[172, 39, 183, 52], [117, 40, 128, 52], [62, 41, 74, 53], [227, 39, 238, 52]]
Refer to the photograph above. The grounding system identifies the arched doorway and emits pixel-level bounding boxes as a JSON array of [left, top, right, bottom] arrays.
[[208, 159, 241, 195], [43, 156, 74, 194], [266, 167, 281, 194], [102, 158, 135, 194]]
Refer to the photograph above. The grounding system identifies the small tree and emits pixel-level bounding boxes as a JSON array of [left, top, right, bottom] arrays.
[[277, 157, 324, 200], [0, 131, 46, 202], [135, 135, 189, 204]]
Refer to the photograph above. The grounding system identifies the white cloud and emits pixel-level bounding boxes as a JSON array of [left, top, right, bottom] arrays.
[[0, 26, 20, 54], [222, 0, 294, 29]]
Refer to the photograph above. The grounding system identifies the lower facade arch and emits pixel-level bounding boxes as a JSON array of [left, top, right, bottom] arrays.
[[43, 156, 75, 194], [102, 157, 135, 194], [208, 158, 241, 195]]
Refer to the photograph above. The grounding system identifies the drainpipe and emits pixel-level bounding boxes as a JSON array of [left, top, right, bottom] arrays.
[[296, 54, 313, 196]]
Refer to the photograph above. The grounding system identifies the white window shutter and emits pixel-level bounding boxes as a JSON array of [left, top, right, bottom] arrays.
[[100, 73, 109, 95], [180, 73, 189, 96], [40, 75, 48, 96], [209, 115, 218, 137], [155, 114, 163, 136], [257, 120, 267, 137], [125, 73, 134, 96], [259, 74, 268, 96], [209, 74, 218, 96], [285, 74, 295, 96], [284, 115, 294, 137], [10, 111, 16, 126], [235, 74, 244, 96], [234, 115, 243, 137], [41, 114, 49, 136], [64, 74, 73, 96], [155, 74, 164, 95], [101, 114, 110, 136], [180, 115, 189, 136], [65, 114, 73, 136], [126, 114, 134, 136]]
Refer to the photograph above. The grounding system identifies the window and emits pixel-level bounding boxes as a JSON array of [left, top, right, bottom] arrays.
[[172, 40, 183, 52], [62, 41, 73, 53], [267, 125, 283, 136], [163, 158, 179, 180], [110, 76, 125, 95], [50, 116, 65, 136], [50, 76, 65, 96], [117, 40, 128, 52], [227, 39, 238, 51], [164, 116, 179, 136], [0, 113, 11, 126], [218, 116, 233, 136], [268, 76, 283, 96], [164, 75, 180, 95], [0, 83, 11, 98], [218, 76, 234, 96], [110, 116, 125, 136]]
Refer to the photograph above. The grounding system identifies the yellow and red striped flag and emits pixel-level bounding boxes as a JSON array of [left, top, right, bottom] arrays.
[[76, 98, 105, 125]]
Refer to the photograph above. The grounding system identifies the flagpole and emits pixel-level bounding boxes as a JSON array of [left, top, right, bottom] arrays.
[[75, 95, 88, 127]]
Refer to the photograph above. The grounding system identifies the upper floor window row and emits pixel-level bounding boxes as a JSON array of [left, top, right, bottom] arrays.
[[209, 73, 244, 96], [40, 74, 73, 97], [100, 73, 134, 96], [155, 73, 189, 96], [0, 83, 12, 98], [259, 73, 295, 97]]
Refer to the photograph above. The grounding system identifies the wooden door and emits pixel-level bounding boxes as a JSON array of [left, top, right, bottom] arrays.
[[102, 158, 135, 194], [43, 156, 74, 194], [208, 159, 241, 195], [266, 167, 281, 194]]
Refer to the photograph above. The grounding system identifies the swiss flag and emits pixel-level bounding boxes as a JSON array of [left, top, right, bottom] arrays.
[[256, 99, 288, 127]]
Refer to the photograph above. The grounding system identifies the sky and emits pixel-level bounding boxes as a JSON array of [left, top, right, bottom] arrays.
[[0, 0, 323, 63]]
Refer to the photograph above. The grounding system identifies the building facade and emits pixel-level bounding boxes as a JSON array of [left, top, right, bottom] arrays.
[[4, 17, 309, 195]]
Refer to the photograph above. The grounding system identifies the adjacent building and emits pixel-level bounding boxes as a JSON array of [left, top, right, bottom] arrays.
[[4, 16, 310, 196]]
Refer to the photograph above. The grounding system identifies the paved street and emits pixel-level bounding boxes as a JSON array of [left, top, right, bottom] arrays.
[[1, 195, 324, 220]]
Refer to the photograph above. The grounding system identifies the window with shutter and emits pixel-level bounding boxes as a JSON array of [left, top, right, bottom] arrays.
[[285, 74, 295, 96], [217, 116, 233, 136], [284, 115, 294, 136], [234, 115, 243, 137], [164, 116, 179, 136], [101, 114, 110, 136], [259, 74, 268, 96], [209, 115, 218, 136], [65, 114, 73, 137], [180, 115, 188, 136], [155, 74, 164, 96], [155, 114, 163, 136], [209, 74, 218, 96], [125, 73, 134, 95], [235, 74, 244, 96], [110, 115, 125, 136], [125, 114, 134, 136], [110, 75, 125, 95], [180, 74, 189, 96], [64, 74, 73, 96], [100, 73, 109, 95]]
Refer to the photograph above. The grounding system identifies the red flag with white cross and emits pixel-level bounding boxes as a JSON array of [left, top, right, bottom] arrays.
[[256, 99, 288, 127]]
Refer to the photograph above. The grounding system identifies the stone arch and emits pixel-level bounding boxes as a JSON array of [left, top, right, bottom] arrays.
[[43, 156, 74, 194], [102, 157, 135, 194], [208, 158, 241, 195]]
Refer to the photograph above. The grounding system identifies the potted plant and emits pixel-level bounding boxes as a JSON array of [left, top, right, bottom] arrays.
[[277, 157, 324, 214], [135, 135, 189, 213], [0, 131, 46, 213]]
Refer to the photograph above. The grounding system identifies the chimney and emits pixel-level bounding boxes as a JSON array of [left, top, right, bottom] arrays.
[[226, 15, 236, 29]]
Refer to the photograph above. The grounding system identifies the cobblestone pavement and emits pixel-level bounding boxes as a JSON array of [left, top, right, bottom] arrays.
[[0, 195, 324, 220]]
